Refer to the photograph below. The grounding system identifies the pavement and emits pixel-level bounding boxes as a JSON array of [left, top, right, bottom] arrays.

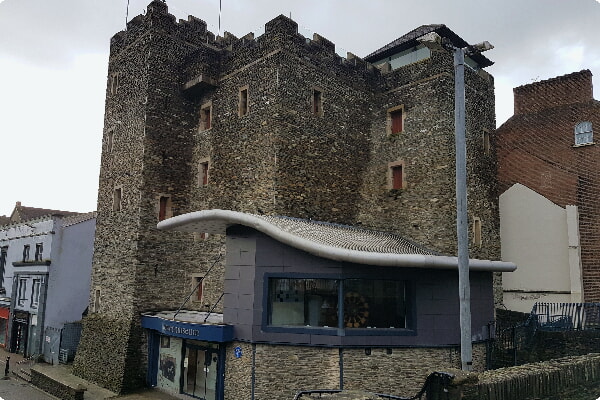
[[0, 347, 179, 400]]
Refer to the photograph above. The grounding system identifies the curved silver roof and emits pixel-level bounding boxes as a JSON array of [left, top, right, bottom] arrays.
[[157, 209, 516, 272]]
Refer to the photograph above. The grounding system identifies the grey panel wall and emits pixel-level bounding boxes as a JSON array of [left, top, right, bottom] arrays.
[[223, 227, 495, 347]]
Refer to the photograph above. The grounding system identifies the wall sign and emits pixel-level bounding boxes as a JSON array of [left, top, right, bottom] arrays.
[[234, 346, 242, 358]]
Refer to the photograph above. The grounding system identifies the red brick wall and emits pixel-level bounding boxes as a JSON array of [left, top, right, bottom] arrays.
[[514, 70, 593, 115], [497, 70, 600, 301]]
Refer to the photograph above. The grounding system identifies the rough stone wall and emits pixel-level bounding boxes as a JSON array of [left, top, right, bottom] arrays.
[[342, 347, 461, 396], [252, 344, 340, 400], [496, 70, 600, 301], [31, 369, 85, 400], [355, 47, 499, 262], [224, 342, 253, 400]]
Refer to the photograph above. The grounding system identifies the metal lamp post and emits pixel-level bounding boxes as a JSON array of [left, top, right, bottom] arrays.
[[451, 41, 493, 371]]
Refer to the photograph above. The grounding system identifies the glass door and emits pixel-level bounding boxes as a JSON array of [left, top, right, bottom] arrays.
[[183, 343, 218, 400]]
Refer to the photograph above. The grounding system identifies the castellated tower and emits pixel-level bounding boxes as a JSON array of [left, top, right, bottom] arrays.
[[74, 1, 499, 394]]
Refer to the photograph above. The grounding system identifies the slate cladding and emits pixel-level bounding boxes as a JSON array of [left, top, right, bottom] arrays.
[[73, 0, 499, 393]]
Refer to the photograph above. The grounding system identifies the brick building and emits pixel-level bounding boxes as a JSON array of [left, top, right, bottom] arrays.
[[73, 1, 504, 397], [497, 70, 600, 311]]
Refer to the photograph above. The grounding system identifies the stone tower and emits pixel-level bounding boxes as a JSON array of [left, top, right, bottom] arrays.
[[74, 2, 499, 393]]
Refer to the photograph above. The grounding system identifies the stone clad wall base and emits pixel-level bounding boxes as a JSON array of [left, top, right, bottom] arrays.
[[72, 314, 145, 394], [226, 343, 488, 400]]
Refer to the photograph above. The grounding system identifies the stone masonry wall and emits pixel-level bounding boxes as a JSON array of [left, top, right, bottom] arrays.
[[77, 0, 502, 393]]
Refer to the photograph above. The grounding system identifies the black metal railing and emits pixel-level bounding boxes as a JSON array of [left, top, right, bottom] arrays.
[[529, 302, 600, 331]]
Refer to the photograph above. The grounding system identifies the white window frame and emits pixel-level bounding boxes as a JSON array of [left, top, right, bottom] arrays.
[[17, 278, 27, 307], [31, 279, 41, 308], [574, 121, 593, 146]]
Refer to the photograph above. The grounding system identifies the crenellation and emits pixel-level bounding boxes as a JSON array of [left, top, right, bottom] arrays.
[[312, 32, 335, 52]]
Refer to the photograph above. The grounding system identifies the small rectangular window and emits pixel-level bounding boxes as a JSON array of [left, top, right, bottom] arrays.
[[113, 187, 122, 211], [34, 243, 43, 262], [200, 102, 212, 131], [109, 73, 119, 95], [574, 121, 593, 146], [312, 88, 323, 116], [390, 110, 403, 134], [107, 129, 114, 153], [17, 278, 27, 307], [388, 161, 405, 190], [198, 160, 210, 186], [239, 87, 249, 116], [483, 130, 490, 155], [22, 245, 30, 262], [158, 196, 172, 221], [192, 276, 204, 303]]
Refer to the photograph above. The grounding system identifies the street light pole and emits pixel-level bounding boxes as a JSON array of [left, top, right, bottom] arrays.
[[453, 45, 472, 372], [451, 41, 493, 371]]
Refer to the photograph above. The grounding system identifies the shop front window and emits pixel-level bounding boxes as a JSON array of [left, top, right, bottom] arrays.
[[268, 278, 338, 328], [267, 277, 408, 331]]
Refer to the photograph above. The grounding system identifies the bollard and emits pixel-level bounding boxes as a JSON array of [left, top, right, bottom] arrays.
[[4, 356, 9, 377]]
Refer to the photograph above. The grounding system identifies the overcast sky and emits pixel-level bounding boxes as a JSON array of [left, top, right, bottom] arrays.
[[0, 0, 599, 216]]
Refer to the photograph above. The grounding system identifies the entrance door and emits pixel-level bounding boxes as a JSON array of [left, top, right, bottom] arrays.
[[10, 320, 28, 355], [182, 344, 218, 400]]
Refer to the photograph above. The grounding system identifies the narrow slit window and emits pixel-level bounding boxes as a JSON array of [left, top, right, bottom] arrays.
[[239, 87, 249, 116], [113, 187, 122, 211], [200, 102, 212, 131], [109, 73, 119, 95], [94, 289, 101, 312], [473, 217, 482, 247], [193, 276, 204, 302], [483, 130, 490, 155], [198, 160, 209, 186], [107, 129, 115, 153], [313, 88, 323, 116]]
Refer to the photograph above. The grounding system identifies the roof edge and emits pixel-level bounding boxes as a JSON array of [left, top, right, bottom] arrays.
[[158, 210, 516, 272]]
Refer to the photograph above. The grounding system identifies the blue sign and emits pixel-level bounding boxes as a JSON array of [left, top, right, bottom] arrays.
[[234, 346, 243, 358]]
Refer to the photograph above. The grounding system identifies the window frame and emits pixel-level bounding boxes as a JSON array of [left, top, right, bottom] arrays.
[[574, 121, 594, 146], [198, 158, 210, 187], [387, 161, 406, 190], [158, 194, 172, 222], [22, 245, 30, 262], [34, 243, 43, 262], [387, 105, 405, 136], [199, 101, 212, 131], [31, 278, 41, 309], [263, 273, 415, 337], [17, 278, 27, 307], [473, 216, 482, 247], [113, 186, 123, 212]]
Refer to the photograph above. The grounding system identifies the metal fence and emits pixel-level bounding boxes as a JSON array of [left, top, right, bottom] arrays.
[[491, 302, 600, 368], [529, 302, 600, 331]]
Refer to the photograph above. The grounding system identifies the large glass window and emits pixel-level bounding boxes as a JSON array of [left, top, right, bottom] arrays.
[[267, 278, 407, 330], [344, 279, 406, 329], [268, 278, 338, 328]]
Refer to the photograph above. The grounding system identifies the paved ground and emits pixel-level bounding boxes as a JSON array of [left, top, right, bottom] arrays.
[[0, 377, 57, 400], [0, 347, 179, 400]]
